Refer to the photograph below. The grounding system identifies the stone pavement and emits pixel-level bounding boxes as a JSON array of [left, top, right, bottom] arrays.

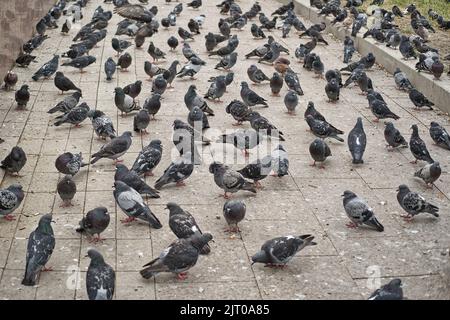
[[0, 0, 449, 300]]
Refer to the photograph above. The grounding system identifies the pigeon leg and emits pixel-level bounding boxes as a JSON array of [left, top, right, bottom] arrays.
[[241, 149, 250, 158], [232, 121, 243, 126], [114, 159, 124, 164], [74, 123, 82, 128], [120, 216, 136, 223], [373, 118, 380, 122], [401, 214, 414, 222], [176, 181, 186, 187], [426, 183, 434, 189], [310, 161, 316, 167], [13, 172, 24, 177], [254, 180, 263, 189], [144, 171, 154, 177], [42, 266, 53, 272], [319, 164, 326, 169], [176, 272, 188, 280], [3, 214, 16, 221], [223, 192, 231, 199], [345, 221, 358, 229], [90, 234, 105, 243], [60, 200, 74, 207], [410, 159, 418, 164]]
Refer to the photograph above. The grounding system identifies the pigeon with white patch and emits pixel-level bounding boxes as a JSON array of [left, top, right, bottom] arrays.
[[368, 279, 403, 300], [86, 249, 115, 300], [414, 162, 441, 188], [90, 131, 133, 165], [396, 184, 439, 221], [76, 207, 110, 243], [342, 191, 384, 232], [131, 139, 162, 177], [115, 164, 159, 198], [154, 152, 194, 190], [348, 117, 366, 164]]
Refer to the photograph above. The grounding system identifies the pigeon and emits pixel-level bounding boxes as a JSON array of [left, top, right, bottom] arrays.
[[112, 38, 132, 56], [3, 71, 18, 90], [342, 191, 384, 232], [225, 100, 251, 125], [218, 128, 262, 157], [54, 72, 81, 94], [178, 27, 194, 42], [114, 87, 140, 116], [230, 16, 247, 31], [384, 122, 408, 150], [90, 131, 133, 164], [399, 35, 417, 60], [85, 249, 115, 300], [182, 43, 197, 61], [240, 81, 268, 107], [347, 117, 366, 164], [270, 144, 289, 177], [0, 184, 24, 221], [133, 110, 150, 135], [325, 70, 343, 88], [312, 56, 325, 77], [204, 32, 218, 52], [309, 138, 331, 169], [188, 106, 209, 131], [61, 55, 96, 72], [15, 85, 30, 109], [408, 88, 434, 110], [385, 29, 401, 49], [177, 56, 206, 79], [61, 19, 71, 34], [151, 74, 168, 95], [284, 90, 298, 115], [251, 23, 266, 39], [57, 175, 76, 207], [114, 4, 154, 23], [117, 53, 132, 71], [245, 111, 285, 141], [22, 214, 55, 286], [16, 53, 37, 68], [154, 152, 194, 189], [87, 110, 116, 140], [140, 233, 213, 280], [237, 157, 272, 188], [184, 85, 214, 115], [167, 202, 210, 255], [54, 102, 90, 127], [247, 65, 270, 84], [115, 164, 159, 198], [258, 42, 281, 64], [270, 72, 284, 96], [209, 162, 257, 199], [393, 68, 413, 91], [368, 279, 403, 300], [147, 42, 166, 62], [429, 122, 450, 150], [76, 207, 110, 243], [123, 80, 142, 103], [223, 200, 246, 232], [143, 93, 162, 119], [396, 184, 439, 221], [410, 124, 434, 164], [113, 181, 162, 228], [55, 152, 85, 176], [414, 162, 441, 188], [367, 94, 399, 122], [1, 146, 27, 176], [295, 38, 317, 62], [104, 57, 117, 81], [204, 76, 226, 101], [284, 70, 304, 95], [167, 36, 179, 51], [304, 101, 325, 122], [251, 235, 316, 267], [32, 54, 59, 81], [215, 52, 238, 70], [188, 19, 200, 34], [144, 61, 165, 79], [131, 139, 162, 176], [305, 115, 344, 142]]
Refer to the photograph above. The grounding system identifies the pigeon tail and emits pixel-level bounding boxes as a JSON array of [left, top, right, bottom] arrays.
[[299, 234, 317, 246], [365, 217, 384, 232], [242, 181, 257, 193], [199, 243, 211, 255], [425, 203, 439, 217]]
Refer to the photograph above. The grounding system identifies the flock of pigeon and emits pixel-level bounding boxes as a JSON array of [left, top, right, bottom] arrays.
[[0, 0, 449, 300]]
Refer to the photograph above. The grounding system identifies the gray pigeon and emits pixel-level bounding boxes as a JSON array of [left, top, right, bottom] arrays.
[[90, 131, 133, 164], [154, 152, 194, 189], [86, 249, 115, 300], [284, 90, 298, 115], [115, 164, 159, 198], [218, 128, 262, 157], [343, 36, 355, 63], [57, 175, 76, 207], [348, 117, 366, 164], [184, 85, 214, 115], [131, 139, 162, 176], [22, 214, 55, 286], [147, 42, 166, 62], [61, 55, 96, 72], [114, 87, 140, 116], [76, 207, 110, 242], [144, 61, 165, 79], [87, 110, 116, 140], [209, 162, 256, 198], [399, 35, 417, 60], [167, 36, 179, 50], [258, 42, 281, 64], [204, 76, 226, 101], [163, 60, 180, 88], [143, 93, 162, 119], [188, 106, 209, 131], [105, 57, 117, 81], [368, 279, 403, 300], [367, 94, 400, 122], [1, 146, 27, 175], [325, 69, 343, 87], [384, 122, 408, 150], [309, 138, 332, 168], [112, 37, 132, 56], [251, 235, 316, 267], [54, 71, 81, 94], [225, 100, 251, 125], [393, 68, 413, 91], [48, 91, 82, 114], [177, 56, 206, 78], [240, 81, 268, 107], [32, 54, 59, 81], [215, 52, 238, 70], [167, 202, 210, 255], [325, 78, 340, 102], [15, 85, 30, 109], [54, 102, 90, 127], [133, 109, 150, 134], [304, 101, 325, 122], [117, 53, 132, 71], [305, 115, 344, 142], [55, 152, 85, 176], [342, 191, 384, 232], [140, 233, 213, 280], [151, 74, 168, 95], [271, 145, 289, 177], [123, 80, 142, 102], [223, 200, 246, 232], [0, 184, 24, 221], [409, 88, 434, 110], [113, 181, 162, 228], [414, 162, 441, 187], [237, 156, 272, 188], [284, 70, 304, 95], [247, 65, 270, 84], [396, 184, 439, 220], [270, 72, 284, 96], [410, 124, 434, 164], [429, 122, 450, 150], [245, 111, 285, 141]]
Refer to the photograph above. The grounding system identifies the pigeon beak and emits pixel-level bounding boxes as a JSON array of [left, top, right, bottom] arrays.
[[51, 220, 56, 224]]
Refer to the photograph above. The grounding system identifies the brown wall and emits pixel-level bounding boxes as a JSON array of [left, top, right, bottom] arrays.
[[0, 0, 56, 79]]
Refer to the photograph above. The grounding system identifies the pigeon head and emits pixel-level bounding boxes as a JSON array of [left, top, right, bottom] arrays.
[[87, 249, 105, 265], [113, 180, 129, 192], [115, 163, 128, 175], [87, 56, 97, 64], [355, 117, 363, 128], [209, 161, 224, 174], [244, 111, 260, 121], [188, 84, 197, 92], [7, 184, 23, 193], [393, 68, 401, 75], [430, 121, 439, 128], [149, 139, 162, 149], [135, 80, 142, 87], [87, 110, 104, 119], [275, 144, 286, 152], [73, 91, 83, 99], [410, 124, 419, 135], [240, 81, 249, 88], [165, 202, 183, 215], [55, 71, 64, 77], [20, 84, 29, 90], [385, 278, 403, 293], [121, 131, 133, 138], [189, 233, 213, 251], [342, 190, 357, 201], [397, 184, 410, 193], [37, 214, 55, 235], [384, 121, 394, 129], [306, 101, 314, 110], [251, 250, 268, 265], [114, 87, 124, 95]]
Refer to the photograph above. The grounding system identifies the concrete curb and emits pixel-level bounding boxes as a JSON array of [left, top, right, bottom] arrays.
[[276, 0, 450, 114]]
